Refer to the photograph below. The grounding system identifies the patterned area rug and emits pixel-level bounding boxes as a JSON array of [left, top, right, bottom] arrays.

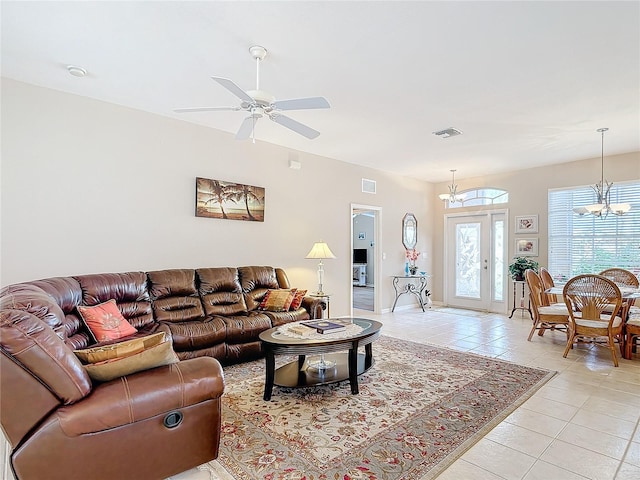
[[201, 336, 554, 480]]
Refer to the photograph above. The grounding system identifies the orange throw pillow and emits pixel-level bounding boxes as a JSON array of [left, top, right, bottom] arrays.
[[77, 299, 137, 342], [258, 289, 295, 312], [289, 289, 307, 310]]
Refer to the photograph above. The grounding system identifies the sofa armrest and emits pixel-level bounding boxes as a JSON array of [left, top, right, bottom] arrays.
[[157, 321, 173, 343], [301, 296, 326, 319], [57, 356, 224, 436]]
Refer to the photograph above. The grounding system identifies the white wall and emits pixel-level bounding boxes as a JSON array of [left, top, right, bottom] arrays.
[[0, 79, 434, 315], [3, 79, 638, 315]]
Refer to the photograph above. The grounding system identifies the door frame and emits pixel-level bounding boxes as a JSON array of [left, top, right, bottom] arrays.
[[443, 209, 509, 313], [351, 203, 381, 314]]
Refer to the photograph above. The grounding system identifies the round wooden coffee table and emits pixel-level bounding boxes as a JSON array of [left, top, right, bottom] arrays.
[[259, 318, 382, 401]]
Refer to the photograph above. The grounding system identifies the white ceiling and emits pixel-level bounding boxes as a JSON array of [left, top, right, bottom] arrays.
[[2, 1, 639, 182]]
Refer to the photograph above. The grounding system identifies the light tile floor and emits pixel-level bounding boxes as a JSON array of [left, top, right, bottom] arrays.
[[3, 306, 639, 480], [369, 306, 640, 480]]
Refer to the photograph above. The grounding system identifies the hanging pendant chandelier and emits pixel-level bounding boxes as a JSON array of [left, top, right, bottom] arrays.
[[439, 169, 465, 203], [573, 128, 631, 218]]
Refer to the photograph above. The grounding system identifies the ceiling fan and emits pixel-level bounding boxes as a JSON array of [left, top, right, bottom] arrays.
[[174, 45, 330, 141]]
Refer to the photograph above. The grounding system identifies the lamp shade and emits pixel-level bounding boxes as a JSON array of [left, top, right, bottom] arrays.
[[572, 206, 589, 215], [610, 203, 632, 215], [305, 242, 336, 259], [585, 203, 605, 213]]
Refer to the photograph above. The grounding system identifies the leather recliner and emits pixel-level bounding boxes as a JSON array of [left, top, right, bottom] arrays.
[[1, 286, 225, 480]]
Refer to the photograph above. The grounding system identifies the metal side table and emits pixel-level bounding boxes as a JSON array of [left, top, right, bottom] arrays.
[[509, 280, 532, 319], [391, 275, 431, 312]]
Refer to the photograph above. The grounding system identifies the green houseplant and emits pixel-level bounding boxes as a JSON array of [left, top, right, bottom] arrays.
[[508, 256, 539, 281]]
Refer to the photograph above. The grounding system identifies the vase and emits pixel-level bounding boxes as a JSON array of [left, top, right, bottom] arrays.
[[405, 262, 409, 276], [409, 266, 418, 276]]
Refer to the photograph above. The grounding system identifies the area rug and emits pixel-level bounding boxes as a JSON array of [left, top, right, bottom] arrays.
[[201, 336, 554, 480]]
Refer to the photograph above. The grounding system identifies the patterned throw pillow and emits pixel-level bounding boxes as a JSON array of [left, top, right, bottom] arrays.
[[258, 289, 296, 312], [74, 332, 179, 382], [289, 289, 307, 310], [77, 299, 138, 342]]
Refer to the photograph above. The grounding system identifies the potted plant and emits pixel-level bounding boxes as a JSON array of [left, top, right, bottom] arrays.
[[508, 256, 539, 281]]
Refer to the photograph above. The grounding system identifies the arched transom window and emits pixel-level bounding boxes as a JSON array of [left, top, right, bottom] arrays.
[[444, 188, 509, 208]]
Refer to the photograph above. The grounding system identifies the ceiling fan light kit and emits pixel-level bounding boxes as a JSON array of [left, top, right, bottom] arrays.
[[175, 45, 330, 142]]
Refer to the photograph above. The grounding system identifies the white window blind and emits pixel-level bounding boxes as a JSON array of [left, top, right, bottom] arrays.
[[548, 180, 640, 281]]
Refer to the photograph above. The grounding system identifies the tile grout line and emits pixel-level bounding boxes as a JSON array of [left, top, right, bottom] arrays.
[[614, 414, 640, 479]]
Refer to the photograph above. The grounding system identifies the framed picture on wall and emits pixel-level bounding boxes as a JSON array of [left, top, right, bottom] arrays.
[[515, 215, 538, 233], [515, 238, 538, 256], [195, 177, 265, 222]]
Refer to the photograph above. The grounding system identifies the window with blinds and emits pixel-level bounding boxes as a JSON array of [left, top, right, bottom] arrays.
[[548, 180, 640, 281]]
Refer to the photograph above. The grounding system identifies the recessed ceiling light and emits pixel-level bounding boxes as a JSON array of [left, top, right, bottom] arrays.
[[66, 65, 87, 77]]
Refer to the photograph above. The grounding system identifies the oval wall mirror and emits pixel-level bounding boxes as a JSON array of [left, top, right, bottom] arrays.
[[402, 213, 417, 250]]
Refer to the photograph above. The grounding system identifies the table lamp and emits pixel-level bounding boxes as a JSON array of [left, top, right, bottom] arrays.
[[305, 241, 336, 295]]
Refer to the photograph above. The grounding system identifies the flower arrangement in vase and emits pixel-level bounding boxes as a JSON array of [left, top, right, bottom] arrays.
[[405, 248, 420, 275]]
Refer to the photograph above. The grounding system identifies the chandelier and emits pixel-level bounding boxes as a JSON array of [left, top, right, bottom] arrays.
[[572, 128, 631, 218], [439, 169, 464, 203]]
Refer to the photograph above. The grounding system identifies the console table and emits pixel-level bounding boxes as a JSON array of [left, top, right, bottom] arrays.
[[509, 280, 532, 319], [391, 275, 431, 312]]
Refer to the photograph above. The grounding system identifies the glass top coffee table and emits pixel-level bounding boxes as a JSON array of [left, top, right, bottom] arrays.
[[259, 318, 382, 401]]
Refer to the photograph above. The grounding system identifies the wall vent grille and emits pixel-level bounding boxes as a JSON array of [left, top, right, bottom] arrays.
[[362, 178, 376, 194], [433, 127, 463, 138]]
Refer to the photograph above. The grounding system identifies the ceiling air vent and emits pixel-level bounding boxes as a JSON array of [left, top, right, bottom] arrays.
[[433, 127, 463, 138], [362, 178, 376, 194]]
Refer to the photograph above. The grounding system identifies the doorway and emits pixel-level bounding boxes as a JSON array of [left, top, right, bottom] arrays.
[[351, 204, 380, 313], [444, 210, 507, 312]]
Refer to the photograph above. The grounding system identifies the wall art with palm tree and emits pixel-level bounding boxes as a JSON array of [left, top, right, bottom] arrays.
[[195, 177, 265, 222]]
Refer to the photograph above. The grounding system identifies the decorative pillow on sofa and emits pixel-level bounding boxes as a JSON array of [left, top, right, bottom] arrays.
[[289, 289, 307, 310], [74, 332, 179, 382], [77, 299, 137, 342], [258, 289, 295, 312]]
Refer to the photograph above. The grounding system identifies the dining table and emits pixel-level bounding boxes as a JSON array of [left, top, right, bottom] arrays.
[[546, 285, 640, 299], [546, 284, 640, 321]]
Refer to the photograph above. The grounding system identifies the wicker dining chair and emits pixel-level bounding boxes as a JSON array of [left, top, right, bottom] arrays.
[[562, 274, 624, 367], [524, 269, 569, 341], [624, 306, 640, 359], [539, 267, 561, 305], [599, 268, 639, 356], [599, 268, 640, 288], [599, 268, 638, 316]]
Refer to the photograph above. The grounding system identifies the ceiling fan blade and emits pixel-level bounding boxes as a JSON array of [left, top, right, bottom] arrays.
[[236, 116, 255, 140], [272, 97, 330, 111], [271, 114, 320, 139], [211, 76, 254, 104], [174, 106, 240, 113]]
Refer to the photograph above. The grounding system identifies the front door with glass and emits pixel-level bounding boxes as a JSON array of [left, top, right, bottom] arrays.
[[444, 211, 506, 312]]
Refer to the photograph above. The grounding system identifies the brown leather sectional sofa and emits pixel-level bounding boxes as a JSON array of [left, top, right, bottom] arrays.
[[0, 265, 323, 480]]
